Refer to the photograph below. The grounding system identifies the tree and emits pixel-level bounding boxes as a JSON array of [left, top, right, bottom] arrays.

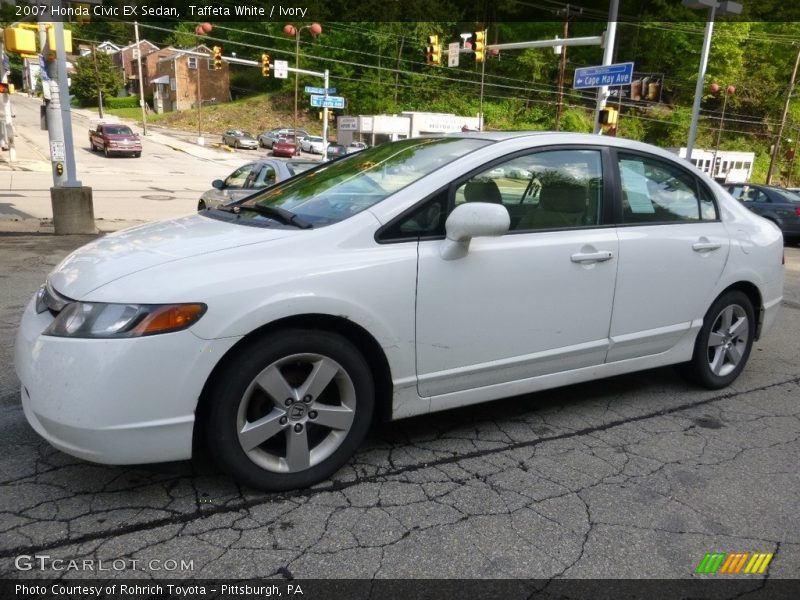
[[71, 50, 123, 107]]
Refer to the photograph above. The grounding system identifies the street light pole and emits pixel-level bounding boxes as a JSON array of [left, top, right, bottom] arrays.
[[284, 23, 322, 150], [711, 83, 735, 179], [683, 0, 743, 164]]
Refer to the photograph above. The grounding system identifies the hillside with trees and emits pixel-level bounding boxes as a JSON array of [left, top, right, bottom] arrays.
[[6, 9, 800, 184]]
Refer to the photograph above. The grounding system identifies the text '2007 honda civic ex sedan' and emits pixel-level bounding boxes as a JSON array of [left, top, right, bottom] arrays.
[[15, 133, 784, 491]]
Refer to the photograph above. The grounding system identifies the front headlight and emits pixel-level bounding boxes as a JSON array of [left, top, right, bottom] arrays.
[[43, 302, 207, 338]]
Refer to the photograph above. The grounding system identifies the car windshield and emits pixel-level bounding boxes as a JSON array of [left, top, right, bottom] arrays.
[[240, 132, 254, 138], [238, 137, 491, 227], [105, 126, 133, 135], [286, 161, 319, 175]]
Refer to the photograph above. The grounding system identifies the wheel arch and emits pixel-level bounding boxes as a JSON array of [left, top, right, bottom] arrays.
[[717, 281, 763, 339], [193, 313, 394, 455]]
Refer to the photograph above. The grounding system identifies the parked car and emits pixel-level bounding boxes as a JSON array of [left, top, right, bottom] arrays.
[[15, 133, 784, 493], [326, 143, 347, 159], [272, 136, 300, 158], [724, 183, 800, 244], [198, 159, 320, 210], [222, 130, 259, 150], [300, 135, 325, 154], [258, 129, 310, 148], [346, 141, 369, 153], [89, 123, 141, 158]]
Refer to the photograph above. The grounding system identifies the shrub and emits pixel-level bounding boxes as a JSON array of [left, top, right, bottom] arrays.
[[105, 96, 140, 109]]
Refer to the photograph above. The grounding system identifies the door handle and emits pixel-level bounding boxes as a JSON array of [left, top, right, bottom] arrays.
[[692, 242, 721, 252], [570, 251, 614, 264]]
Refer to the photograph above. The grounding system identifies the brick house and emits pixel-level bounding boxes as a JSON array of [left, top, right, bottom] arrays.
[[114, 39, 159, 94], [151, 45, 231, 113]]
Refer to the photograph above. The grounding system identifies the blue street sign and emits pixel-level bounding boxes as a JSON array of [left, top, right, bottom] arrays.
[[310, 94, 346, 109], [304, 86, 337, 95], [573, 62, 634, 89]]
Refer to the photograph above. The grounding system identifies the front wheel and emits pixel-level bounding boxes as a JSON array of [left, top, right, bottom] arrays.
[[104, 146, 110, 158], [680, 290, 755, 389], [204, 329, 374, 491]]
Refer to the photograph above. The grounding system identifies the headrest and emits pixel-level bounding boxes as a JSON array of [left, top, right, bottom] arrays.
[[464, 180, 503, 204], [539, 182, 586, 213]]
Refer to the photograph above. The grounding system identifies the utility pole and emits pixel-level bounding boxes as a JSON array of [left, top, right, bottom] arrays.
[[40, 2, 96, 234], [134, 21, 147, 135], [554, 4, 572, 131], [767, 45, 800, 185], [593, 0, 619, 134], [91, 43, 103, 118], [0, 34, 17, 162]]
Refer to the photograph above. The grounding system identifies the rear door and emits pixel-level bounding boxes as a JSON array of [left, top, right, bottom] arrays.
[[607, 151, 730, 362]]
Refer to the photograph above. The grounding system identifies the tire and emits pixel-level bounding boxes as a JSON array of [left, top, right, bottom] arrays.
[[198, 200, 206, 211], [234, 141, 240, 149], [204, 329, 374, 491], [679, 290, 755, 389], [104, 146, 109, 158], [133, 152, 141, 158]]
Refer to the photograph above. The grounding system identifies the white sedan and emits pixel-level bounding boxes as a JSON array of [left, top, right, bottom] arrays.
[[300, 135, 325, 154], [15, 133, 784, 492]]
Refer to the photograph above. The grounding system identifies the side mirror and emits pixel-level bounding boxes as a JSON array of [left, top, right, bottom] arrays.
[[212, 179, 225, 190], [440, 202, 510, 260]]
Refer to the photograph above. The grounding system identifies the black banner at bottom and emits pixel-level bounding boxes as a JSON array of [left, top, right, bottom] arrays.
[[2, 579, 800, 600]]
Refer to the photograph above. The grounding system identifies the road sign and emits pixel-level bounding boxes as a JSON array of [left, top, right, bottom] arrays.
[[448, 42, 460, 67], [304, 86, 337, 95], [274, 60, 288, 79], [310, 94, 346, 109], [573, 62, 634, 89]]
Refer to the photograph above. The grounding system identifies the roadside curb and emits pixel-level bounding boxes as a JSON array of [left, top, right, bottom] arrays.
[[0, 217, 145, 234]]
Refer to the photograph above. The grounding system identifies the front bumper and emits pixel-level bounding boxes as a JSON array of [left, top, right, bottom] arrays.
[[14, 296, 239, 465]]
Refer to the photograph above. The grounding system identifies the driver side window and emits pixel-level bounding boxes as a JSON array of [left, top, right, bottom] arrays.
[[453, 149, 603, 231], [225, 164, 255, 190]]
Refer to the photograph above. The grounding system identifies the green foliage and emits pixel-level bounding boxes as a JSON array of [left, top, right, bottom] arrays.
[[71, 51, 124, 106], [560, 108, 593, 133], [105, 96, 140, 109]]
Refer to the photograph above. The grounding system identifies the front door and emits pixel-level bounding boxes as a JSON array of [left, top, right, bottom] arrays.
[[414, 148, 619, 398]]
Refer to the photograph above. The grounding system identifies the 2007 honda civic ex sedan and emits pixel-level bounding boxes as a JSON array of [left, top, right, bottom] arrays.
[[15, 133, 784, 491]]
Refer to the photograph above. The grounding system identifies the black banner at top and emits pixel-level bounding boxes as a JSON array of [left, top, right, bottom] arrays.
[[4, 0, 800, 23]]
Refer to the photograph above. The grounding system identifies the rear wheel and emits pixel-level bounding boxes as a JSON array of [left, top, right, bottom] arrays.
[[204, 329, 374, 491], [679, 290, 754, 389]]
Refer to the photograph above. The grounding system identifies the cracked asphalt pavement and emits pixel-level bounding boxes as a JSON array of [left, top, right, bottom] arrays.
[[1, 234, 798, 582]]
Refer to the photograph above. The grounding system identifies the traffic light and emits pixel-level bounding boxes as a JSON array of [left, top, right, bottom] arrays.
[[426, 35, 441, 66], [598, 107, 618, 127], [473, 30, 486, 63], [212, 45, 223, 70], [261, 53, 270, 77]]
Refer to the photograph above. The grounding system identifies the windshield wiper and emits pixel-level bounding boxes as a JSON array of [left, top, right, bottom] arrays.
[[222, 204, 313, 229]]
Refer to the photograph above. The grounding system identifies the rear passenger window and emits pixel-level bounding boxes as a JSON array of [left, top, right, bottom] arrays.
[[618, 153, 716, 223]]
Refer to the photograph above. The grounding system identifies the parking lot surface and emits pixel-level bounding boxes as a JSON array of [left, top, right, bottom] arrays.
[[0, 235, 798, 582]]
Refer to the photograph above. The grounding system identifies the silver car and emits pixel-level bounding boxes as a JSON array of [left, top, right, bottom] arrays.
[[221, 130, 259, 150], [198, 159, 319, 210]]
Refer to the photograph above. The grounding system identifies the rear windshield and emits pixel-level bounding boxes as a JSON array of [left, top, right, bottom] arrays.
[[238, 137, 491, 227], [772, 188, 800, 203]]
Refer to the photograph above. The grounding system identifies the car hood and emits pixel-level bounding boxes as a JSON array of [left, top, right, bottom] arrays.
[[49, 214, 295, 299]]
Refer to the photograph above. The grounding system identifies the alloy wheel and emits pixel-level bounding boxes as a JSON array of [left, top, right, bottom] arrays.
[[706, 304, 749, 377]]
